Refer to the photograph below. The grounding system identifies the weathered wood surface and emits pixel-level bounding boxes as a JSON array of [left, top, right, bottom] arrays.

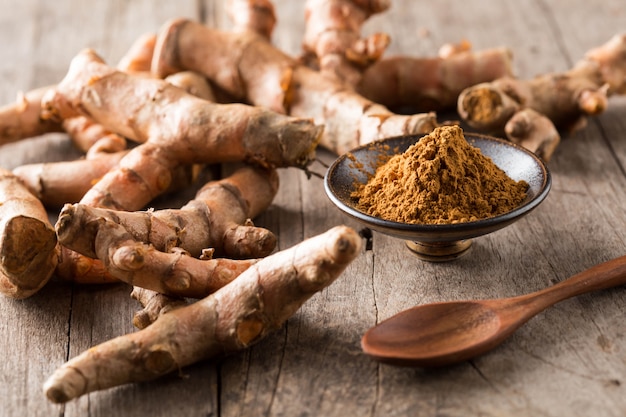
[[1, 1, 626, 416]]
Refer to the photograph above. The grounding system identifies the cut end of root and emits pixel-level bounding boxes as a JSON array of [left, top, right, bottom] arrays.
[[43, 367, 86, 404], [1, 216, 57, 277], [328, 225, 362, 264], [45, 385, 72, 404], [1, 215, 58, 297], [458, 86, 509, 129]]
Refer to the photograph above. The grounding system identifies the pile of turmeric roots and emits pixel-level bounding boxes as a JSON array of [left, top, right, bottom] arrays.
[[1, 0, 625, 403]]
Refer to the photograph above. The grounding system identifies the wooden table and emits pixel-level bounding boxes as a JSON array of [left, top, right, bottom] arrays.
[[1, 1, 626, 416]]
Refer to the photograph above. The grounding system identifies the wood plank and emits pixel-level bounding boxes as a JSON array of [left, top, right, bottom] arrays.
[[1, 0, 625, 416]]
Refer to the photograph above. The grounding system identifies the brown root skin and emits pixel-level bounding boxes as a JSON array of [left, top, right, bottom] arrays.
[[226, 0, 277, 39], [0, 169, 58, 298], [164, 71, 216, 101], [0, 86, 64, 146], [457, 33, 626, 161], [302, 0, 391, 85], [43, 225, 362, 403], [459, 65, 605, 132], [42, 49, 320, 210], [55, 164, 278, 259], [130, 287, 188, 330], [12, 151, 127, 208], [62, 116, 128, 155], [356, 47, 513, 112], [55, 246, 118, 284], [0, 84, 127, 155], [12, 153, 198, 211], [505, 109, 560, 162], [54, 164, 278, 290], [0, 33, 156, 154], [584, 33, 626, 95], [57, 205, 257, 298], [151, 18, 438, 155], [116, 32, 158, 73]]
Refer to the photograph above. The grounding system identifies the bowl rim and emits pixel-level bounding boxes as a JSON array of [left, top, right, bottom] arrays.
[[323, 132, 552, 236]]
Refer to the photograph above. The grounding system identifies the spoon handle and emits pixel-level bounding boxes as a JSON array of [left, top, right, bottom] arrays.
[[520, 254, 626, 310]]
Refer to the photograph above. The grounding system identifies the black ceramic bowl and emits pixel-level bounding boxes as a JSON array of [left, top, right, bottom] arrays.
[[324, 132, 552, 261]]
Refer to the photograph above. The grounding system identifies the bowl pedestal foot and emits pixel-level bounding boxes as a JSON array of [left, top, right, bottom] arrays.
[[405, 240, 472, 262]]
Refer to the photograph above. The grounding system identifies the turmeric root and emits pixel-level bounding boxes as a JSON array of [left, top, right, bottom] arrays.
[[55, 164, 278, 259], [0, 85, 128, 155], [355, 46, 513, 112], [57, 210, 258, 298], [0, 168, 58, 298], [301, 0, 391, 85], [42, 49, 321, 210], [12, 151, 127, 208], [43, 225, 362, 403], [457, 33, 626, 161], [116, 32, 158, 74], [62, 117, 128, 155], [151, 18, 438, 155], [130, 287, 188, 330], [55, 245, 118, 284], [504, 108, 560, 160], [66, 32, 158, 154], [54, 164, 277, 290], [65, 71, 215, 156], [164, 70, 216, 102], [13, 152, 200, 210], [226, 0, 277, 39], [0, 87, 64, 146], [301, 2, 511, 111]]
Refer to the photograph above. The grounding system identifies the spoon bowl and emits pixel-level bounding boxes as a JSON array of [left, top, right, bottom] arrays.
[[324, 133, 551, 261], [361, 254, 626, 367], [362, 300, 507, 367]]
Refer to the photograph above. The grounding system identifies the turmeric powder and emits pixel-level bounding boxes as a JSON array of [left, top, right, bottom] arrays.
[[352, 125, 528, 224]]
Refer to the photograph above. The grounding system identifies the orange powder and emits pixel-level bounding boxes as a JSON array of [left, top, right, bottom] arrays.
[[351, 125, 528, 224]]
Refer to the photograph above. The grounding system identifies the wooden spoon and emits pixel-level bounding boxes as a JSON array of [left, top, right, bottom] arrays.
[[362, 254, 626, 367]]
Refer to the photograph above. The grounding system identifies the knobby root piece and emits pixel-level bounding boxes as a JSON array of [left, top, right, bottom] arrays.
[[505, 108, 560, 161], [301, 0, 391, 85], [55, 246, 117, 284], [12, 151, 127, 208], [13, 153, 199, 211], [0, 84, 127, 155], [54, 164, 278, 259], [42, 49, 322, 210], [151, 18, 438, 155], [116, 32, 158, 74], [62, 117, 127, 155], [457, 65, 604, 132], [164, 71, 216, 102], [457, 33, 626, 161], [43, 225, 362, 403], [67, 32, 158, 154], [59, 213, 257, 298], [0, 86, 63, 146], [130, 287, 188, 330], [55, 164, 278, 292], [0, 33, 157, 154], [226, 0, 277, 39], [355, 47, 513, 112], [0, 168, 58, 298], [15, 74, 213, 210], [584, 33, 626, 95]]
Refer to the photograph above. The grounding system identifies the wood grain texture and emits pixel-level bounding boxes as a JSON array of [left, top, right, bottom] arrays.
[[1, 1, 625, 416]]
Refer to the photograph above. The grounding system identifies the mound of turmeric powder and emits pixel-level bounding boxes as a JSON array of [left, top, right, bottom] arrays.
[[352, 125, 528, 224]]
